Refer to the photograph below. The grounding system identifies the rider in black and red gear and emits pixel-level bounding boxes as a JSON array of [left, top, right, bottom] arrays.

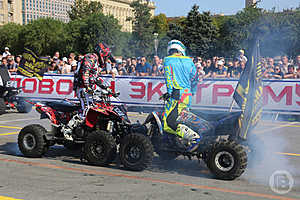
[[74, 53, 103, 113], [63, 43, 115, 140]]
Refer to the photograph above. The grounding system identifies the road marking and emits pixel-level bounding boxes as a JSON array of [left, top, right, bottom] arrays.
[[284, 125, 300, 128], [277, 152, 300, 157], [0, 132, 18, 136], [262, 121, 300, 125], [0, 118, 40, 124], [255, 122, 299, 134], [0, 158, 297, 200], [0, 196, 22, 200], [0, 126, 22, 130]]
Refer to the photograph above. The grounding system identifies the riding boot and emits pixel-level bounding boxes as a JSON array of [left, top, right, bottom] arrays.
[[177, 124, 201, 152], [62, 114, 84, 141]]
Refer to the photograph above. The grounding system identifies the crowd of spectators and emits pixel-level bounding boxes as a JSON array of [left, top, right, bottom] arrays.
[[1, 47, 300, 80]]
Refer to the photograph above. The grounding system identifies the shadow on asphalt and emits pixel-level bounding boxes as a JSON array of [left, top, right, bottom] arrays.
[[0, 110, 27, 116], [0, 142, 213, 180]]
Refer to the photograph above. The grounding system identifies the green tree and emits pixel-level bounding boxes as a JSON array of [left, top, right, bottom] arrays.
[[151, 14, 168, 35], [0, 23, 24, 55], [19, 18, 68, 56], [167, 22, 184, 42], [183, 5, 217, 57], [68, 0, 102, 21], [259, 10, 300, 58], [157, 35, 170, 58], [115, 32, 134, 57], [290, 10, 300, 57], [66, 13, 121, 54], [214, 7, 264, 58], [128, 0, 154, 57]]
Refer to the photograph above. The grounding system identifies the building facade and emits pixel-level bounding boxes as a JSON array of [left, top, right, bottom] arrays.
[[0, 0, 155, 32], [245, 0, 257, 8], [87, 0, 155, 32], [22, 0, 74, 24], [0, 0, 22, 25]]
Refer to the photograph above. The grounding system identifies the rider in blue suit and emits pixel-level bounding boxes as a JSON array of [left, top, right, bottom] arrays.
[[163, 40, 201, 151]]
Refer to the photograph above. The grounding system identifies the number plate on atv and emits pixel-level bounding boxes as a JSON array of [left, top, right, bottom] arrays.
[[113, 107, 125, 117]]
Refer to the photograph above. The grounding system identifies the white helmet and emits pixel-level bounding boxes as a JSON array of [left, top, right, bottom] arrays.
[[167, 40, 186, 56]]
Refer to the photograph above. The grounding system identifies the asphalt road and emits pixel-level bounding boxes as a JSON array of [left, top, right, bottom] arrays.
[[0, 109, 299, 200]]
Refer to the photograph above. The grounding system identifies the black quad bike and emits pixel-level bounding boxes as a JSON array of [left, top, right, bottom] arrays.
[[143, 94, 260, 180], [0, 68, 32, 115], [18, 88, 153, 171], [0, 84, 32, 115]]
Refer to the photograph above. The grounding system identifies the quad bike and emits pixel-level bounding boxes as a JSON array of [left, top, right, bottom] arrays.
[[0, 83, 32, 115], [143, 94, 250, 180], [18, 88, 153, 171]]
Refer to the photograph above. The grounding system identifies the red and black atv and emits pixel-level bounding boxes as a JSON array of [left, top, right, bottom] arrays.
[[18, 88, 153, 171]]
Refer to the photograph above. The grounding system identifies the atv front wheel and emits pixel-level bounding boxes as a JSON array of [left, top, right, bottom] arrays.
[[84, 130, 117, 166], [206, 140, 247, 180], [0, 98, 6, 115], [120, 133, 153, 171], [18, 124, 48, 157]]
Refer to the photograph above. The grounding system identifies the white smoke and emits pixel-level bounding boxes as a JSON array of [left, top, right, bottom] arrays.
[[243, 129, 299, 187]]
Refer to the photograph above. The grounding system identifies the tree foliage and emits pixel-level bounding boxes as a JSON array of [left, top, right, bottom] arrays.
[[151, 14, 168, 35], [128, 0, 154, 57], [182, 5, 217, 57], [1, 3, 300, 59], [20, 18, 68, 56], [67, 13, 121, 54], [68, 0, 103, 21], [213, 7, 300, 58], [0, 23, 24, 55]]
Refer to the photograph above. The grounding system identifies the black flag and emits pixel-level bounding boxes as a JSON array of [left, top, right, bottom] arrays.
[[17, 48, 51, 81], [233, 40, 263, 140]]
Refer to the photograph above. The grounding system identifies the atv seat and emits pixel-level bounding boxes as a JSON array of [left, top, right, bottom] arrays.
[[191, 110, 241, 122], [45, 101, 81, 112]]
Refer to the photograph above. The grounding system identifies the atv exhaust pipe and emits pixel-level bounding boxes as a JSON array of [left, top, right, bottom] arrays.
[[107, 121, 114, 133]]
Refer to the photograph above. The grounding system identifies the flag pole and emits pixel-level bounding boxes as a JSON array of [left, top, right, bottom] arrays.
[[229, 99, 234, 112]]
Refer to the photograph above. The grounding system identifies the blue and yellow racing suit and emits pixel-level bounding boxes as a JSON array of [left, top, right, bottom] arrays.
[[163, 53, 198, 138]]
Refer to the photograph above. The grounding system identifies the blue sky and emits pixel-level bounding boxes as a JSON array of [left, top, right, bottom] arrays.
[[153, 0, 300, 16]]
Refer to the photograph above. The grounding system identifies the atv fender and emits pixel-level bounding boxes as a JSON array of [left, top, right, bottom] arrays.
[[144, 112, 163, 135]]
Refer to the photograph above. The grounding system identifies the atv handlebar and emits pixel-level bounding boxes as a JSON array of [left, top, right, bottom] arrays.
[[159, 93, 170, 101], [93, 88, 120, 103]]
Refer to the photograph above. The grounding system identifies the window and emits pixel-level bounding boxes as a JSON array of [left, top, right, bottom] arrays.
[[0, 1, 3, 9], [0, 14, 4, 23]]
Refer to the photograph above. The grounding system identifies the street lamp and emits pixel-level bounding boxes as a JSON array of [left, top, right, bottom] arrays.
[[154, 32, 159, 56]]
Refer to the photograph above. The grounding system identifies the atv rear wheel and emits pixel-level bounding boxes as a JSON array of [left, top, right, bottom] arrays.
[[16, 98, 32, 113], [18, 124, 48, 158], [0, 98, 6, 115], [206, 140, 247, 180], [84, 130, 117, 166], [120, 133, 153, 171]]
